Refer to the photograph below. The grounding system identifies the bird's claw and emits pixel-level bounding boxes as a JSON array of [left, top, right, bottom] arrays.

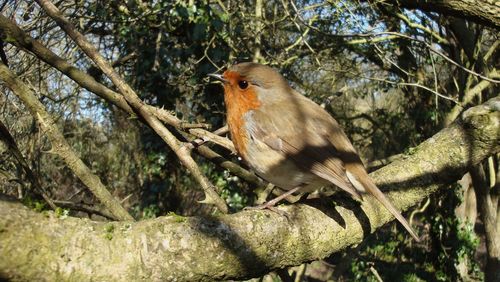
[[244, 204, 290, 218]]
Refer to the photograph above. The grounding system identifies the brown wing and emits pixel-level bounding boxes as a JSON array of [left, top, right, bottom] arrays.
[[247, 92, 362, 199]]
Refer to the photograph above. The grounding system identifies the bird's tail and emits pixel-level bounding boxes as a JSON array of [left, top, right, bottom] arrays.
[[346, 164, 420, 242]]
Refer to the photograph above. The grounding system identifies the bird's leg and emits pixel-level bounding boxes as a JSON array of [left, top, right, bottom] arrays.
[[254, 183, 276, 205], [245, 186, 302, 211], [282, 191, 306, 203]]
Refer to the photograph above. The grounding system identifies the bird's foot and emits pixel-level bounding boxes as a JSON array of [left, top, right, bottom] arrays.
[[244, 203, 289, 217], [244, 186, 303, 217]]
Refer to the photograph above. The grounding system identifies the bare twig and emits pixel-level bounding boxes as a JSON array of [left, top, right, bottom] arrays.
[[334, 68, 460, 104], [381, 32, 499, 84], [53, 200, 117, 220], [281, 0, 320, 65], [189, 125, 234, 152], [373, 43, 410, 77], [429, 48, 439, 124], [289, 18, 499, 84], [395, 12, 448, 44], [398, 82, 459, 104], [369, 266, 384, 282]]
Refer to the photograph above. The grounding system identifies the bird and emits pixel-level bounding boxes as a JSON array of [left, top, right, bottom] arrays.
[[209, 62, 420, 241]]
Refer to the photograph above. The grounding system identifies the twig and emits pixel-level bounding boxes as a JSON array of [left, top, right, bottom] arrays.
[[374, 32, 499, 84], [398, 82, 459, 104], [369, 265, 384, 282], [373, 43, 410, 77], [282, 0, 320, 65], [151, 27, 163, 71], [294, 264, 306, 282], [53, 200, 117, 220], [189, 126, 234, 153], [429, 48, 439, 124], [288, 16, 499, 84], [332, 67, 459, 104], [409, 197, 430, 227], [395, 12, 448, 44]]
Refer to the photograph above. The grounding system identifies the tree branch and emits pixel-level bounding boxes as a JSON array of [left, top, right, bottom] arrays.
[[444, 69, 499, 125], [0, 96, 498, 281], [375, 0, 500, 29], [0, 63, 133, 221]]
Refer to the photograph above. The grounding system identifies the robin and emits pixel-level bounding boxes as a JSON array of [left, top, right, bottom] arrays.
[[209, 62, 420, 241]]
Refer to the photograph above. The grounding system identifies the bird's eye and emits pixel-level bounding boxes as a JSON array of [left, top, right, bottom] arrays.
[[238, 80, 248, 89]]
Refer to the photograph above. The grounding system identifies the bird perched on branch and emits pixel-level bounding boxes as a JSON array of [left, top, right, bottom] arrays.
[[209, 62, 419, 241]]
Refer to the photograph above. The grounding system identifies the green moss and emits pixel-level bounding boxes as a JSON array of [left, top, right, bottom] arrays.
[[3, 36, 17, 43], [405, 147, 418, 155], [105, 224, 115, 233], [403, 273, 425, 282], [104, 223, 115, 240], [167, 212, 186, 223], [54, 207, 69, 219], [22, 196, 47, 212], [120, 223, 132, 232]]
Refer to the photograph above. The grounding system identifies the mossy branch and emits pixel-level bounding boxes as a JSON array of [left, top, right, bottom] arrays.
[[0, 97, 499, 281]]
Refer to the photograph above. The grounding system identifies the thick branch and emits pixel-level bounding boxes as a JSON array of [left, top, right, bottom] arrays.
[[0, 97, 498, 281], [377, 0, 500, 29]]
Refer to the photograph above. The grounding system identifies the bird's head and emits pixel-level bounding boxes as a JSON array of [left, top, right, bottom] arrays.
[[208, 62, 291, 104]]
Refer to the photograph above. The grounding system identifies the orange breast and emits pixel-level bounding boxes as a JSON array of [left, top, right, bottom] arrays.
[[223, 72, 261, 158]]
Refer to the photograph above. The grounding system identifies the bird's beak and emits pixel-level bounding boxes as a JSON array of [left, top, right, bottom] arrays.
[[207, 73, 228, 83]]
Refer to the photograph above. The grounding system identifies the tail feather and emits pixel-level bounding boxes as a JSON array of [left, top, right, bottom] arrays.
[[346, 165, 420, 242]]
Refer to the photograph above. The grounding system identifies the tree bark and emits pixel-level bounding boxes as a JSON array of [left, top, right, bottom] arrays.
[[377, 0, 500, 29], [470, 164, 500, 282], [1, 96, 499, 281]]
